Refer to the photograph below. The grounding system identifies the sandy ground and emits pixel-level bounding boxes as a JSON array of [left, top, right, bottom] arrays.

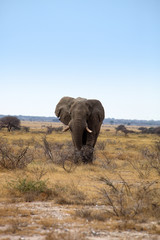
[[0, 201, 160, 240]]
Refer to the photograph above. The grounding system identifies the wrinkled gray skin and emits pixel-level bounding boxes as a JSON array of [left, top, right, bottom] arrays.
[[55, 96, 105, 163]]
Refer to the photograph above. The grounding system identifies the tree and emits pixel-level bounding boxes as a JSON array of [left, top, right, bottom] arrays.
[[110, 120, 114, 125], [0, 116, 20, 131]]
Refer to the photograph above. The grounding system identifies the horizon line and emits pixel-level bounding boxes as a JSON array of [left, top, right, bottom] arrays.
[[0, 114, 159, 122]]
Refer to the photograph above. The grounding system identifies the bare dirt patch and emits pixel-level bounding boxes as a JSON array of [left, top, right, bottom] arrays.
[[0, 201, 160, 240]]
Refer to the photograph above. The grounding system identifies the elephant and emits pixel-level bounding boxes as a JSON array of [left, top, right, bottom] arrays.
[[55, 96, 105, 163]]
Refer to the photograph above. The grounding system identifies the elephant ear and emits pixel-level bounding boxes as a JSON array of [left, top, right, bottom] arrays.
[[87, 99, 105, 123], [55, 97, 75, 125]]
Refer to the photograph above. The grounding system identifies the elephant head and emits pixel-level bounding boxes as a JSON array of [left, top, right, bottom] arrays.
[[55, 96, 105, 162]]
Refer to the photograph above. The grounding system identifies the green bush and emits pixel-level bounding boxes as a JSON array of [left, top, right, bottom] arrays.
[[13, 178, 47, 193], [7, 177, 53, 202]]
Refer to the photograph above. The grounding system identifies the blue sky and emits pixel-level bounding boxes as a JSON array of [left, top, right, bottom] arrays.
[[0, 0, 159, 120]]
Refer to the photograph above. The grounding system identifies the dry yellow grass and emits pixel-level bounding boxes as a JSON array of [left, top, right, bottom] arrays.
[[0, 122, 160, 239]]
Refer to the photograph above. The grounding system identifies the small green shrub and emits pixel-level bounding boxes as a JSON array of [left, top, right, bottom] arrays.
[[13, 178, 47, 193], [7, 177, 53, 202]]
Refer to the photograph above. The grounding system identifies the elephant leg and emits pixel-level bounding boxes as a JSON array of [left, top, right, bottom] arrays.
[[86, 132, 99, 149], [81, 145, 94, 163], [81, 126, 101, 163], [74, 149, 82, 164]]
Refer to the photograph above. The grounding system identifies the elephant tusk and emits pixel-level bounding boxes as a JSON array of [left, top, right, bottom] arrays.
[[63, 126, 70, 132], [86, 126, 92, 133]]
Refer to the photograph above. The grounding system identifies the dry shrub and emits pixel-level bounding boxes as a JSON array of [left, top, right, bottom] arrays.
[[39, 218, 58, 229], [75, 208, 107, 222], [98, 175, 160, 219], [0, 137, 33, 169], [106, 139, 118, 145], [142, 141, 160, 176], [51, 181, 87, 205], [80, 145, 94, 163], [127, 141, 160, 178], [42, 137, 84, 171], [45, 231, 86, 240], [127, 158, 151, 179], [99, 151, 117, 171], [31, 136, 66, 164], [42, 136, 71, 164], [11, 138, 26, 147], [28, 164, 48, 181], [96, 141, 107, 150], [6, 219, 21, 234]]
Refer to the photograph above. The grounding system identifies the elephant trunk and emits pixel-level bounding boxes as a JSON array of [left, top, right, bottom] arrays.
[[72, 125, 84, 151], [71, 119, 87, 151]]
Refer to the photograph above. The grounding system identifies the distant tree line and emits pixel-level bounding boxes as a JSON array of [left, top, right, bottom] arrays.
[[115, 124, 160, 136], [0, 115, 159, 126], [0, 115, 59, 122], [104, 118, 160, 126]]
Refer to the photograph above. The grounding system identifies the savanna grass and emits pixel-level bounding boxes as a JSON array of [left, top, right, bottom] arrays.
[[0, 122, 160, 237]]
